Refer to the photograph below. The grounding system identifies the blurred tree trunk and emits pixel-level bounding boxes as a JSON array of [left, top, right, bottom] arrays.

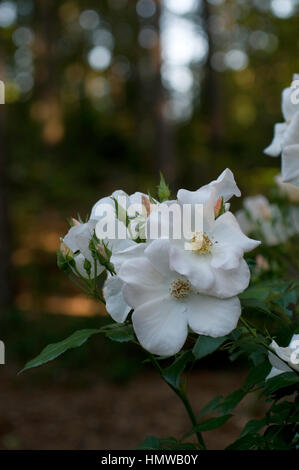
[[151, 0, 176, 184], [35, 0, 58, 101], [0, 62, 13, 314], [201, 0, 224, 146], [35, 0, 62, 150]]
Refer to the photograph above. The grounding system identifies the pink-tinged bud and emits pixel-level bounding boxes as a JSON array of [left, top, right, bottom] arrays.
[[142, 195, 154, 217], [72, 218, 81, 226], [256, 254, 270, 271], [214, 197, 222, 218], [60, 242, 73, 258], [97, 244, 107, 259]]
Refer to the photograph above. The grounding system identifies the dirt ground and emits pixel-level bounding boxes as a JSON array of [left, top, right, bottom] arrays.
[[0, 364, 267, 450]]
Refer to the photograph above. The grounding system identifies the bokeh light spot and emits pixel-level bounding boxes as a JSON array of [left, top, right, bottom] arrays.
[[79, 9, 100, 30], [164, 0, 197, 15], [225, 49, 248, 71], [271, 0, 294, 18], [138, 26, 157, 49], [0, 1, 17, 28], [136, 0, 156, 18], [88, 46, 111, 71]]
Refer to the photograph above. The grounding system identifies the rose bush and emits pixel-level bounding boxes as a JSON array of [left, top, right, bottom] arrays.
[[21, 81, 299, 451]]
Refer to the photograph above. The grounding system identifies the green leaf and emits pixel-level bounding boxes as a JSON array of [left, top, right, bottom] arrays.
[[229, 327, 244, 341], [241, 299, 284, 323], [198, 395, 223, 418], [162, 350, 193, 389], [263, 425, 293, 450], [137, 436, 162, 450], [276, 289, 297, 317], [215, 389, 247, 415], [192, 335, 227, 360], [240, 418, 266, 438], [240, 281, 296, 322], [262, 372, 299, 396], [20, 329, 102, 373], [239, 286, 270, 301], [243, 361, 271, 391], [157, 172, 171, 202], [229, 335, 267, 361], [183, 414, 232, 439], [267, 401, 294, 424], [105, 324, 135, 343], [226, 433, 261, 450]]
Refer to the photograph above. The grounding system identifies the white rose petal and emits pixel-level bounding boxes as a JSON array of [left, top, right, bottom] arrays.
[[119, 242, 241, 356]]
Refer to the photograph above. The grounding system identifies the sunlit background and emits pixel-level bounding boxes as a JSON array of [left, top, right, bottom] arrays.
[[0, 0, 299, 450]]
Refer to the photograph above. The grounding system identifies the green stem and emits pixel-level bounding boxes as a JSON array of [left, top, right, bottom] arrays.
[[149, 354, 206, 450], [71, 265, 106, 304], [240, 317, 257, 337]]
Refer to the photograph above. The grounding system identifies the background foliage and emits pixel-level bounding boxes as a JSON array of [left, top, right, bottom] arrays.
[[0, 0, 298, 450]]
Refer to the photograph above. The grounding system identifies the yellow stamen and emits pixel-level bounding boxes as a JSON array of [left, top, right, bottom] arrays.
[[185, 232, 213, 254], [170, 279, 192, 300]]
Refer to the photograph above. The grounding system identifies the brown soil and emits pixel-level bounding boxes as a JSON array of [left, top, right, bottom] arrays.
[[0, 365, 267, 450]]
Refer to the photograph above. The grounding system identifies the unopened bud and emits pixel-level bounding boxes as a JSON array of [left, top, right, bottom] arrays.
[[214, 197, 222, 218], [60, 242, 73, 258], [256, 254, 269, 271], [142, 195, 155, 217], [97, 244, 107, 259], [72, 218, 81, 226]]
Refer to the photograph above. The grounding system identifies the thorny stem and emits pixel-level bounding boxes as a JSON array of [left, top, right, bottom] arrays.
[[240, 316, 274, 352], [71, 264, 106, 304], [149, 354, 206, 450], [239, 317, 257, 337]]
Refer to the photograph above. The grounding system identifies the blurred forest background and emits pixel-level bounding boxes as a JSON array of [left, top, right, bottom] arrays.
[[0, 0, 299, 450]]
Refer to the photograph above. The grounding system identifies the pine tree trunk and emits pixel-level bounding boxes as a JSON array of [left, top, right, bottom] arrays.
[[151, 0, 176, 184], [0, 104, 13, 315], [201, 0, 224, 146]]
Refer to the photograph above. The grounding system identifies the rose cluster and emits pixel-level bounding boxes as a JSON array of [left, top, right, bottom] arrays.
[[59, 169, 260, 357]]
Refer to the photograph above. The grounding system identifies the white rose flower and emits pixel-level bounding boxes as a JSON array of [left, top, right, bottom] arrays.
[[281, 112, 299, 187], [275, 173, 299, 204], [118, 239, 241, 356], [90, 189, 128, 222], [267, 334, 299, 380], [62, 219, 105, 279], [264, 75, 299, 187], [147, 169, 260, 299], [103, 240, 146, 322], [264, 75, 299, 158], [90, 189, 157, 241], [103, 275, 131, 323], [90, 190, 161, 323], [196, 167, 241, 203], [236, 195, 291, 246]]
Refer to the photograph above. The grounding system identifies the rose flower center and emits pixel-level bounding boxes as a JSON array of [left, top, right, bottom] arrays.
[[185, 232, 213, 255], [170, 279, 192, 300]]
